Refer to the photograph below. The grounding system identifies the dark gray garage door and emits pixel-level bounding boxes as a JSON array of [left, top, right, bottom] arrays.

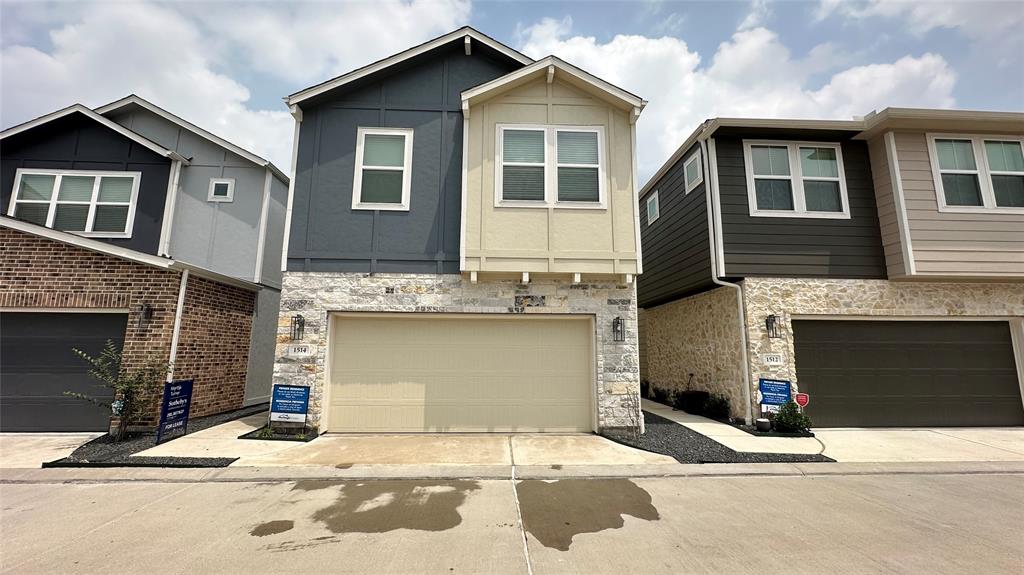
[[1, 312, 128, 431], [792, 320, 1023, 427]]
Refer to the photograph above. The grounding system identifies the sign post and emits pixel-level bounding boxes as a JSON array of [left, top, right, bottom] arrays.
[[270, 384, 310, 429], [758, 378, 792, 414], [156, 379, 194, 444]]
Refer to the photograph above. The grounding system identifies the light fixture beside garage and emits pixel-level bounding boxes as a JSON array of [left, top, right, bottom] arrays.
[[612, 316, 625, 342], [765, 314, 781, 339], [290, 315, 305, 341], [136, 303, 154, 329]]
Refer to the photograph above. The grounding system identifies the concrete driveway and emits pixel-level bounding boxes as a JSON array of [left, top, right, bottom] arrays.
[[0, 433, 100, 468], [642, 399, 1024, 462]]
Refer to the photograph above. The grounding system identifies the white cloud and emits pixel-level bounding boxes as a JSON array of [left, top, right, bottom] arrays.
[[738, 0, 771, 31], [517, 17, 956, 181]]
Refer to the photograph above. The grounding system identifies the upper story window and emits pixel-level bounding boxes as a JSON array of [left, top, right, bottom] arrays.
[[646, 191, 660, 225], [683, 151, 703, 193], [208, 178, 235, 202], [7, 169, 140, 238], [496, 124, 605, 208], [352, 127, 413, 211], [742, 140, 850, 219], [928, 134, 1024, 212]]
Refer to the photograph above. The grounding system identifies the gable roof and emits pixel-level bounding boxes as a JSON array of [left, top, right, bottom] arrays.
[[286, 26, 534, 106], [0, 216, 262, 291], [94, 95, 288, 182], [461, 55, 646, 115], [0, 104, 190, 164]]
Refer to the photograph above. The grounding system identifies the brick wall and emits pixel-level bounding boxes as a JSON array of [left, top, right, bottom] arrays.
[[0, 227, 256, 426], [172, 275, 254, 417]]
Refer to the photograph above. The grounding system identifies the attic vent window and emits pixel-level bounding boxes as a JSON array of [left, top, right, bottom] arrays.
[[208, 178, 235, 202]]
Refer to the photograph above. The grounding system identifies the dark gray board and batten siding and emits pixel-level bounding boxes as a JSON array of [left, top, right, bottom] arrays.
[[286, 43, 523, 273], [714, 131, 887, 279], [637, 142, 713, 309], [0, 113, 170, 255]]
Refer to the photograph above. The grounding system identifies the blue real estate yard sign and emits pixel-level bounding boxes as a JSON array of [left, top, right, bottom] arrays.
[[156, 379, 194, 444], [270, 384, 310, 425], [758, 378, 792, 407]]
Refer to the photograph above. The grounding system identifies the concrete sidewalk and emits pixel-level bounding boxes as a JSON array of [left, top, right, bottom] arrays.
[[0, 433, 101, 469], [642, 398, 1024, 463]]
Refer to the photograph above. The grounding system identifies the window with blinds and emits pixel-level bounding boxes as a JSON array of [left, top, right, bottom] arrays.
[[497, 125, 605, 207], [8, 169, 140, 236], [742, 140, 850, 219], [352, 127, 414, 211]]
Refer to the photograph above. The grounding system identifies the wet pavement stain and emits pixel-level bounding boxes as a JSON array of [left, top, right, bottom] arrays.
[[335, 463, 353, 469], [516, 479, 659, 551], [292, 479, 347, 492], [250, 520, 294, 537], [309, 480, 481, 534]]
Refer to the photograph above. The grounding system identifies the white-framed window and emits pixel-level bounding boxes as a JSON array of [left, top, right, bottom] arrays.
[[352, 127, 414, 211], [495, 124, 606, 208], [7, 169, 140, 237], [927, 134, 1024, 212], [207, 178, 235, 202], [646, 191, 660, 225], [683, 150, 703, 193], [742, 140, 850, 219]]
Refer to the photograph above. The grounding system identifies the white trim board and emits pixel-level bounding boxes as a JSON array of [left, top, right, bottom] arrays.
[[287, 27, 533, 106], [95, 95, 288, 182], [0, 104, 188, 164], [884, 131, 916, 276]]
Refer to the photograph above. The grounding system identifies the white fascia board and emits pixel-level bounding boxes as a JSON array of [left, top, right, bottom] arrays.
[[170, 261, 262, 292], [286, 27, 533, 106], [461, 56, 646, 111], [0, 104, 189, 165], [94, 95, 289, 183]]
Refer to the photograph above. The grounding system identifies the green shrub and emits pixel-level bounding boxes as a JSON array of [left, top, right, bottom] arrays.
[[673, 390, 709, 414], [640, 379, 650, 398], [651, 386, 671, 404], [773, 401, 813, 432], [702, 395, 731, 421]]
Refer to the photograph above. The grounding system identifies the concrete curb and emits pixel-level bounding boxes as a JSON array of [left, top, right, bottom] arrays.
[[3, 460, 1024, 484]]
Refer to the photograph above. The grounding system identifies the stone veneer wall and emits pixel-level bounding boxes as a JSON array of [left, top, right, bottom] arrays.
[[743, 277, 1024, 399], [273, 273, 641, 433], [639, 286, 746, 417]]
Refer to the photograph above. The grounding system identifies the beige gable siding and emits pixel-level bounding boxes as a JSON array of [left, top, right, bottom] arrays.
[[894, 131, 1024, 278], [867, 134, 906, 278], [463, 77, 639, 275]]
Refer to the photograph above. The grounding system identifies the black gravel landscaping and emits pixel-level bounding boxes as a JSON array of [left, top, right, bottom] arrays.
[[42, 403, 269, 468], [615, 411, 833, 464]]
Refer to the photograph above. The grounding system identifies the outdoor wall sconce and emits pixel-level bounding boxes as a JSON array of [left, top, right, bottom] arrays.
[[612, 316, 625, 342], [136, 303, 153, 329], [290, 315, 305, 341], [765, 314, 781, 339]]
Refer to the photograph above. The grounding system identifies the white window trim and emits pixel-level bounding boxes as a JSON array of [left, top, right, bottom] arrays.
[[683, 150, 703, 194], [7, 168, 141, 238], [351, 127, 414, 211], [927, 133, 1024, 214], [742, 140, 851, 219], [646, 190, 660, 225], [494, 124, 607, 210], [207, 177, 235, 202]]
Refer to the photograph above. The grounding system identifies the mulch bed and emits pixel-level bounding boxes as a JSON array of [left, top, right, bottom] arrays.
[[42, 403, 269, 468], [613, 411, 833, 464], [238, 426, 319, 442], [731, 424, 815, 438]]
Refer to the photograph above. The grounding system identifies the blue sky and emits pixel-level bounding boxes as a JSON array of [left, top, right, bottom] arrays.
[[2, 0, 1021, 181]]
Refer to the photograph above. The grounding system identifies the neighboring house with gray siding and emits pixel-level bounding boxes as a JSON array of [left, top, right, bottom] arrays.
[[274, 27, 648, 436], [0, 98, 289, 431], [638, 110, 1024, 430]]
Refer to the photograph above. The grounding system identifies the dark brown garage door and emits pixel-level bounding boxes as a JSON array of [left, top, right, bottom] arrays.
[[1, 312, 128, 431], [792, 320, 1023, 427]]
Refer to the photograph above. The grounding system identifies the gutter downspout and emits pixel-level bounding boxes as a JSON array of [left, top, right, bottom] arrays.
[[700, 136, 753, 425], [167, 269, 189, 381]]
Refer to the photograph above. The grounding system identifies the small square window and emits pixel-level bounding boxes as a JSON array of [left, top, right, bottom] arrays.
[[646, 191, 660, 225], [208, 178, 235, 202], [683, 151, 703, 193]]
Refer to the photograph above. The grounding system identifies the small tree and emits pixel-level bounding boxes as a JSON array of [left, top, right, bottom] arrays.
[[65, 340, 168, 441], [773, 400, 813, 433]]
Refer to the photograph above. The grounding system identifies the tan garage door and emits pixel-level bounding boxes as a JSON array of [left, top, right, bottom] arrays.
[[328, 314, 593, 432]]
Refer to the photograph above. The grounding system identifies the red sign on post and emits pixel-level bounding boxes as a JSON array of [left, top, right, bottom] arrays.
[[794, 393, 810, 408]]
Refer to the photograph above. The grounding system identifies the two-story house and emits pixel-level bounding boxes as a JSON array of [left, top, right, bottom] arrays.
[[638, 109, 1024, 428], [0, 96, 288, 431], [274, 27, 646, 435]]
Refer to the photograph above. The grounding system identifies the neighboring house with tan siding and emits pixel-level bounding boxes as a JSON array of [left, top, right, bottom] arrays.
[[274, 28, 647, 436], [638, 109, 1024, 429]]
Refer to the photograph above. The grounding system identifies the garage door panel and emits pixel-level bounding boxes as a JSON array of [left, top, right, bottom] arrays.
[[329, 315, 593, 432], [793, 320, 1023, 427]]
